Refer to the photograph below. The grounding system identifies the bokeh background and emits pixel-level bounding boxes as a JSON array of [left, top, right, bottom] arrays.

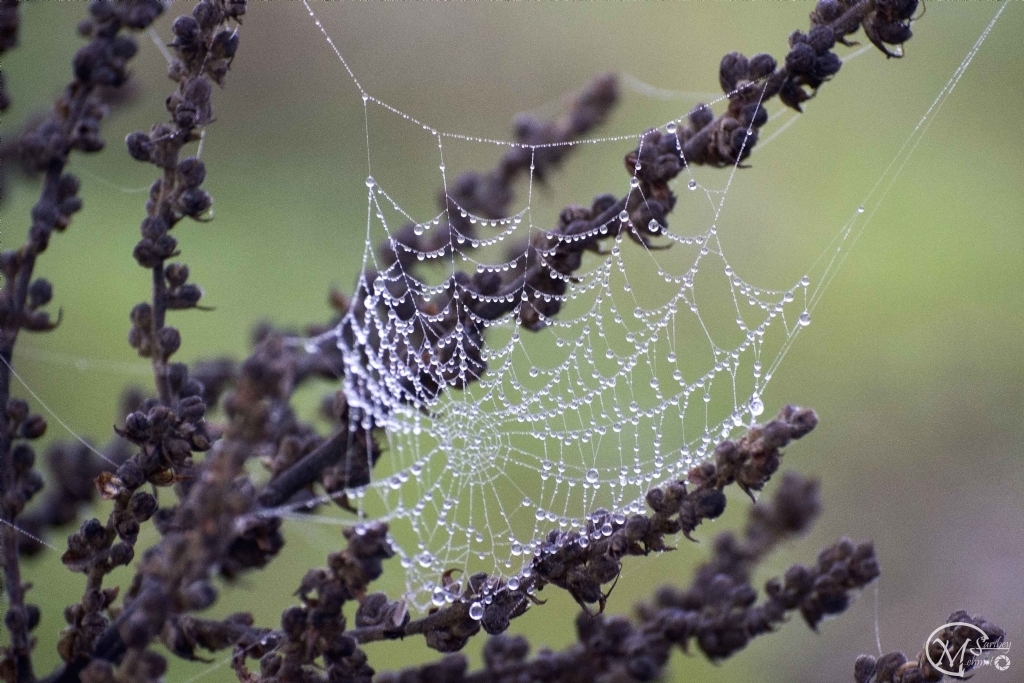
[[2, 1, 1021, 681]]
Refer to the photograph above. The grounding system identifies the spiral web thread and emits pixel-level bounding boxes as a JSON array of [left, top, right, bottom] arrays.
[[261, 0, 1009, 614]]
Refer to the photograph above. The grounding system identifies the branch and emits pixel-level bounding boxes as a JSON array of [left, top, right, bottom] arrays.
[[39, 1, 246, 681], [124, 0, 243, 404], [0, 2, 165, 680], [369, 471, 878, 683]]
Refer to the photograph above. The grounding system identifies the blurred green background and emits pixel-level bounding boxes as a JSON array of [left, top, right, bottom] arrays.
[[2, 1, 1021, 681]]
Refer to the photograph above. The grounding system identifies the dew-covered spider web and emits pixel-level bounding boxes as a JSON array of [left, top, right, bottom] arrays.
[[0, 0, 1005, 632], [233, 0, 1014, 615]]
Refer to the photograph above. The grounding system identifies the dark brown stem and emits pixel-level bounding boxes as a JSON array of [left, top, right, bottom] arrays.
[[150, 262, 172, 405], [0, 1, 164, 678], [0, 37, 140, 683], [258, 429, 349, 508], [0, 350, 33, 683]]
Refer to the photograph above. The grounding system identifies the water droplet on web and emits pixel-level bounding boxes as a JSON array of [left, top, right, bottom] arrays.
[[800, 275, 810, 287], [648, 219, 660, 233], [687, 179, 698, 190], [585, 468, 599, 484], [365, 176, 375, 188], [618, 210, 629, 222], [857, 205, 865, 214], [469, 602, 484, 620], [666, 121, 678, 134], [431, 587, 446, 607], [799, 311, 811, 326], [749, 395, 764, 417], [507, 576, 520, 590]]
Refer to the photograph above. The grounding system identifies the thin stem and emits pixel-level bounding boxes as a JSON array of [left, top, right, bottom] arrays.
[[150, 261, 172, 405], [0, 343, 34, 683]]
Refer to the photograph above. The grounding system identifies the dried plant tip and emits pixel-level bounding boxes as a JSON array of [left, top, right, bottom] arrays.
[[171, 15, 201, 56], [109, 541, 134, 567], [176, 157, 206, 188], [192, 2, 224, 30], [180, 581, 218, 611], [158, 326, 182, 357], [116, 460, 145, 490], [11, 444, 34, 473], [167, 283, 203, 309], [27, 279, 53, 308], [140, 215, 169, 240], [224, 0, 246, 21], [176, 187, 212, 218], [19, 413, 47, 440], [126, 131, 154, 161], [130, 303, 153, 329], [211, 29, 239, 61], [134, 234, 178, 268], [129, 491, 158, 521]]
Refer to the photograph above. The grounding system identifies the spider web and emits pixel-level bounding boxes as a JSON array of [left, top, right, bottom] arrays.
[[238, 0, 1014, 615], [5, 2, 1006, 629]]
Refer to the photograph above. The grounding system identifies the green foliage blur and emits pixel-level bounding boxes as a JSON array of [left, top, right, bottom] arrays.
[[2, 2, 1021, 681]]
